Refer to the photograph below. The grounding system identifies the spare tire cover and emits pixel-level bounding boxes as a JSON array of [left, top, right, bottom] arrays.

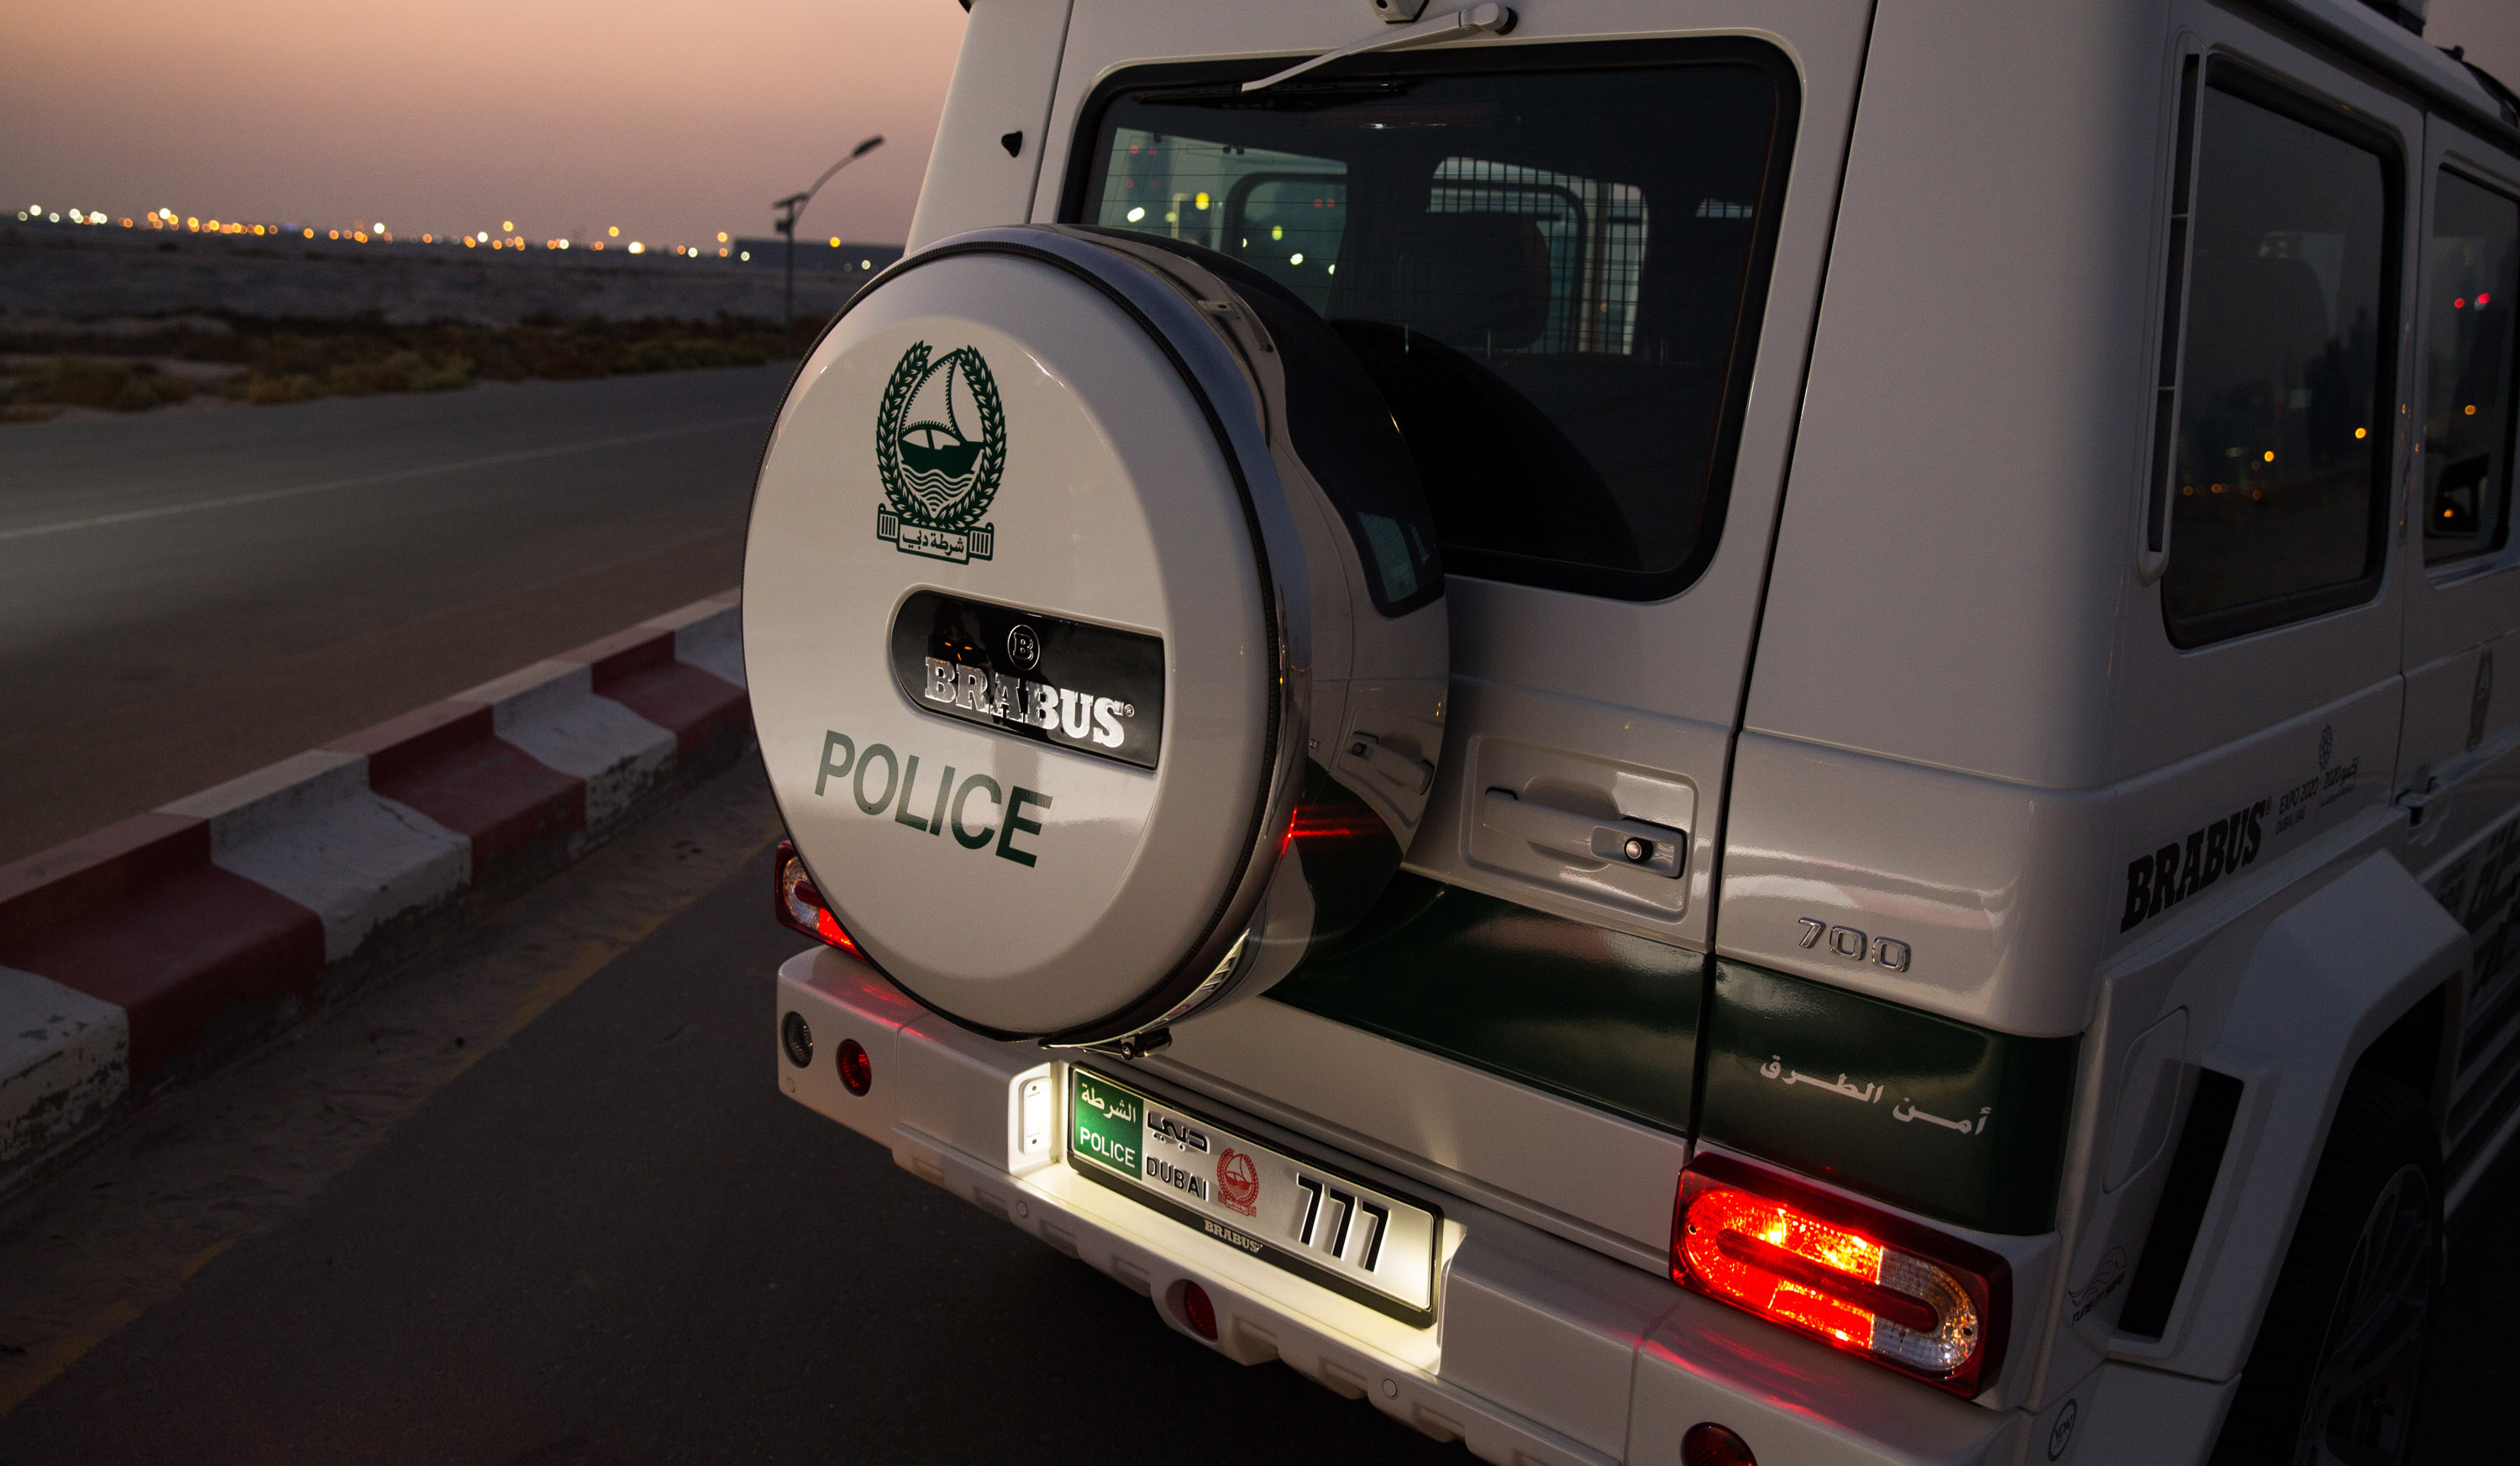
[[745, 226, 1448, 1044]]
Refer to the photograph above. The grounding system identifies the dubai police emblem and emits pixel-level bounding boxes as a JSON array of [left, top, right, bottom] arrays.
[[1215, 1147, 1260, 1216], [874, 341, 1006, 563]]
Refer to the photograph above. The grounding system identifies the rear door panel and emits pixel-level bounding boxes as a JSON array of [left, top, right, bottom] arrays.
[[1034, 0, 1868, 1240], [1033, 0, 1868, 952]]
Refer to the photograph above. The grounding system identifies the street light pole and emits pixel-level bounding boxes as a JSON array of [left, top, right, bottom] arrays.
[[773, 134, 884, 355]]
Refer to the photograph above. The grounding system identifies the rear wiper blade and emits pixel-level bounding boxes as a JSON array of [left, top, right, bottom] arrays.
[[1138, 79, 1415, 110], [1242, 3, 1516, 94]]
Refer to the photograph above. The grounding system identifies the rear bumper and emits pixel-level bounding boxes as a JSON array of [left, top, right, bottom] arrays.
[[775, 946, 2032, 1465]]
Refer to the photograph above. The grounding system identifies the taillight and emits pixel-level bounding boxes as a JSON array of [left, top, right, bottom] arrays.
[[1672, 1154, 2008, 1396], [774, 840, 864, 958]]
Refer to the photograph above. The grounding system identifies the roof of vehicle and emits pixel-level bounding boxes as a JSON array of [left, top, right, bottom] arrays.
[[2255, 0, 2520, 146]]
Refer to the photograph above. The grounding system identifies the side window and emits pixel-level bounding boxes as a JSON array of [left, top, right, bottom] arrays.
[[1074, 46, 1797, 600], [2158, 64, 2401, 647], [2423, 169, 2520, 563]]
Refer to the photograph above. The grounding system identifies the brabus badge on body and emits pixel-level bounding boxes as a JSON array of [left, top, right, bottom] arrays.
[[875, 341, 1006, 564]]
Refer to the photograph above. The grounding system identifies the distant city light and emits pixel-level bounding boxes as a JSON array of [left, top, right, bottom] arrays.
[[861, 258, 871, 269], [828, 236, 840, 247], [24, 192, 815, 271], [1126, 207, 1145, 222]]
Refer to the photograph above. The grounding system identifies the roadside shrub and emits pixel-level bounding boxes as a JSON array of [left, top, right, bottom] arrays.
[[243, 373, 323, 405], [0, 311, 789, 418], [8, 358, 199, 412], [324, 351, 470, 397]]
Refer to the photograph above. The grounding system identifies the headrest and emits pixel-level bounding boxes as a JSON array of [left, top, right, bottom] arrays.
[[1389, 211, 1552, 351]]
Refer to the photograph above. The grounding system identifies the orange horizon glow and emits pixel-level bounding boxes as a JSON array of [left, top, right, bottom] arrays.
[[3, 0, 963, 250]]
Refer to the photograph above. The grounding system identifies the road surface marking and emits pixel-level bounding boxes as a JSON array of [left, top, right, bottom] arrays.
[[0, 415, 774, 545]]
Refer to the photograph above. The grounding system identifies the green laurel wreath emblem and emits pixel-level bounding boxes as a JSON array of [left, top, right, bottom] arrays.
[[874, 341, 1007, 534]]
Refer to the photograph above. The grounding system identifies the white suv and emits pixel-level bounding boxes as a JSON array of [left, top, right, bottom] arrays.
[[744, 2, 2520, 1461]]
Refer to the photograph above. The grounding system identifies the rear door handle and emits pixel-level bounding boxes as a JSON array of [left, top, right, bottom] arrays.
[[1345, 730, 1434, 796], [1480, 789, 1686, 878]]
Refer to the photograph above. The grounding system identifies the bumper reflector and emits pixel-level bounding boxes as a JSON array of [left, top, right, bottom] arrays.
[[1177, 1279, 1218, 1341], [836, 1037, 871, 1096], [774, 840, 864, 958], [1672, 1154, 2008, 1395], [1683, 1422, 1756, 1466]]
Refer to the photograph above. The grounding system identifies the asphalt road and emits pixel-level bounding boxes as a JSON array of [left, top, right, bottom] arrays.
[[0, 759, 2509, 1462], [0, 760, 1463, 1465], [0, 367, 786, 864]]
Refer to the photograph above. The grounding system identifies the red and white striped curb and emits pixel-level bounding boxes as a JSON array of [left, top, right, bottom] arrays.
[[0, 590, 748, 1188]]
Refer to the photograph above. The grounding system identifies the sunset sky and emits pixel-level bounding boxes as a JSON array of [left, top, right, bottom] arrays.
[[3, 1, 2516, 253], [0, 0, 967, 250]]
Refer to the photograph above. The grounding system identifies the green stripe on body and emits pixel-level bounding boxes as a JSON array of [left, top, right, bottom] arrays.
[[1698, 959, 2077, 1235], [1268, 875, 1703, 1135]]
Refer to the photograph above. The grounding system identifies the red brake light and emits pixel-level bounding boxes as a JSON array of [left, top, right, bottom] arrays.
[[1672, 1153, 2008, 1396], [774, 840, 863, 958]]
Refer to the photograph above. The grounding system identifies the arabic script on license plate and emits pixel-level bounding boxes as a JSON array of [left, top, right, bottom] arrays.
[[1068, 1068, 1439, 1322]]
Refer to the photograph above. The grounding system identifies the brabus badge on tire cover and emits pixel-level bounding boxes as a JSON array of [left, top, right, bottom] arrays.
[[875, 341, 1006, 564]]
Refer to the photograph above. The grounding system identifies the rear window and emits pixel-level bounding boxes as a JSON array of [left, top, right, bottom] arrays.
[[2159, 64, 2402, 645], [1067, 42, 1797, 600]]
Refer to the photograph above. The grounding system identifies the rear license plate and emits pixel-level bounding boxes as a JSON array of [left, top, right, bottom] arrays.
[[1067, 1068, 1440, 1324]]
